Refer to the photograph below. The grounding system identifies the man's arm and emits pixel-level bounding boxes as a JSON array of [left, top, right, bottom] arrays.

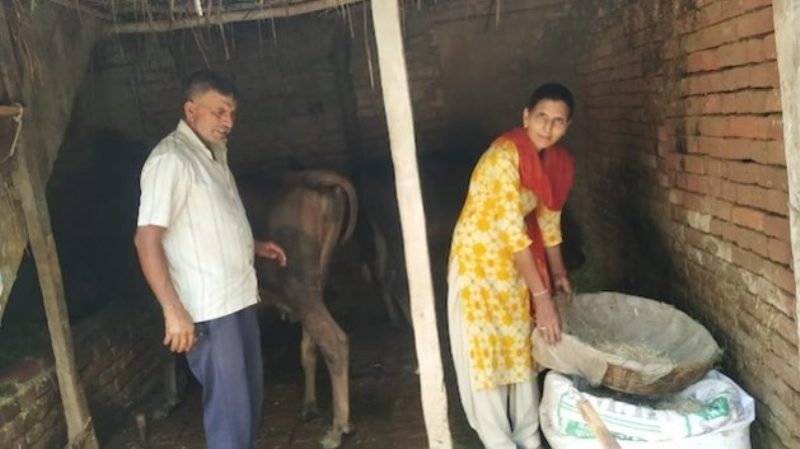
[[134, 225, 196, 353]]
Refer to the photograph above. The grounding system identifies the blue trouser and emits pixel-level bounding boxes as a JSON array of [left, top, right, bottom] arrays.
[[186, 306, 263, 449]]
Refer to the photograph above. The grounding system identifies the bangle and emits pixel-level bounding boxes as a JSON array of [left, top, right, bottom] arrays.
[[532, 289, 550, 297]]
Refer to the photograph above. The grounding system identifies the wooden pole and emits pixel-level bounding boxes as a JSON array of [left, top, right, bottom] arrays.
[[370, 2, 452, 448], [0, 2, 99, 447], [10, 141, 99, 449], [49, 0, 112, 21], [0, 104, 22, 117], [110, 0, 363, 34], [772, 0, 800, 361], [576, 398, 621, 449]]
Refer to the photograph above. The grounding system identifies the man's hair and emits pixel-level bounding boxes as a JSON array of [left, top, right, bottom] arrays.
[[526, 82, 575, 119], [183, 70, 237, 103]]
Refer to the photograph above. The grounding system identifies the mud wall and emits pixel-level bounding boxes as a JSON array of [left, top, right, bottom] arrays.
[[80, 0, 582, 173]]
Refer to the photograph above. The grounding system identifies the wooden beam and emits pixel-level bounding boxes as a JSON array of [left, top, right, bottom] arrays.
[[49, 0, 113, 20], [0, 104, 22, 117], [0, 2, 99, 447], [772, 0, 800, 362], [370, 2, 453, 448], [111, 0, 363, 34], [11, 141, 100, 449]]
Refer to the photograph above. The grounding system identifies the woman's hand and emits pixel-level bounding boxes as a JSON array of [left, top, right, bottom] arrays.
[[553, 272, 572, 294], [533, 293, 562, 345], [255, 240, 287, 266]]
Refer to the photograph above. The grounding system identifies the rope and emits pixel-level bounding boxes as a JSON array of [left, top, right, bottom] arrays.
[[1, 103, 24, 165]]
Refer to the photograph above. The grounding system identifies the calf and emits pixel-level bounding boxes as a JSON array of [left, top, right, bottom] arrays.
[[240, 169, 357, 449]]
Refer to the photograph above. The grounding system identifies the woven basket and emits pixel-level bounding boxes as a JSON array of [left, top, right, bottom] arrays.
[[533, 291, 721, 395]]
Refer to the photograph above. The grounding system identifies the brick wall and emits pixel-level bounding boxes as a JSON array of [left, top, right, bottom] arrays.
[[0, 300, 163, 448], [86, 0, 577, 172], [55, 1, 800, 446], [573, 0, 796, 447], [88, 17, 357, 173]]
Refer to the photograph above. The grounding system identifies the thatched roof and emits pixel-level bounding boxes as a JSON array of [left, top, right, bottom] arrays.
[[52, 0, 364, 33]]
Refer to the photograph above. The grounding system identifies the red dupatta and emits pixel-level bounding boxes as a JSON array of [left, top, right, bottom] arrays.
[[500, 127, 574, 293]]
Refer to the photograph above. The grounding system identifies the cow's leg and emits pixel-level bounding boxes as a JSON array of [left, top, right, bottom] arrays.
[[299, 327, 321, 421], [370, 218, 401, 327], [390, 269, 413, 328], [300, 303, 353, 449]]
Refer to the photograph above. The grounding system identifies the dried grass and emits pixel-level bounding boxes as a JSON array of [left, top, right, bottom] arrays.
[[565, 306, 676, 367], [8, 0, 40, 85], [593, 340, 675, 366]]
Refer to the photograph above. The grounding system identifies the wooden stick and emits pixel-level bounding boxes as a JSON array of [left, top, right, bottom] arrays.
[[576, 397, 622, 449], [0, 104, 22, 117], [111, 0, 363, 34], [50, 0, 113, 20]]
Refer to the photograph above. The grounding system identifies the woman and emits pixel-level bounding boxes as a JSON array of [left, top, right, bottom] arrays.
[[447, 82, 575, 449]]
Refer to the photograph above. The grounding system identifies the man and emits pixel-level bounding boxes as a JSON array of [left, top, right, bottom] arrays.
[[134, 70, 286, 449]]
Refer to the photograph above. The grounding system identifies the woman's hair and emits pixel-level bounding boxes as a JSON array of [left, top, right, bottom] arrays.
[[526, 82, 574, 119], [183, 70, 237, 102]]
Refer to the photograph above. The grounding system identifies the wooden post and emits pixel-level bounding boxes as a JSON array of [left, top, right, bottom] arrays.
[[370, 2, 453, 448], [0, 2, 99, 447], [11, 141, 100, 449], [772, 0, 800, 360]]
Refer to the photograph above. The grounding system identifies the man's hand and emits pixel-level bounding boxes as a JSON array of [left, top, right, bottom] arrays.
[[255, 240, 287, 266], [163, 303, 196, 353], [135, 225, 197, 353]]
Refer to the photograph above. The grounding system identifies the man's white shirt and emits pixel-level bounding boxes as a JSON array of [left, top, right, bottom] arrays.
[[137, 120, 258, 322]]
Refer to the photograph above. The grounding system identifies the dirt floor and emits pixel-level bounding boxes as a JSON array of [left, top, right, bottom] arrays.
[[104, 304, 485, 449]]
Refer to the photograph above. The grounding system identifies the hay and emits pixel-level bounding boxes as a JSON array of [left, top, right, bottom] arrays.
[[593, 341, 675, 366]]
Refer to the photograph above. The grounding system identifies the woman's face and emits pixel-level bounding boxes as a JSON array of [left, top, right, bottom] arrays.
[[522, 99, 571, 150]]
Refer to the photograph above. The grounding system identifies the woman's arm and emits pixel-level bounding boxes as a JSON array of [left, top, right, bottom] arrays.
[[514, 248, 561, 344]]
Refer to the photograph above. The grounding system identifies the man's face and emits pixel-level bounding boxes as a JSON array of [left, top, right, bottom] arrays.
[[184, 90, 237, 147], [522, 99, 571, 150]]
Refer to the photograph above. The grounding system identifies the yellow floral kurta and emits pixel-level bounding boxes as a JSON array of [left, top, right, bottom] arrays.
[[449, 139, 562, 390]]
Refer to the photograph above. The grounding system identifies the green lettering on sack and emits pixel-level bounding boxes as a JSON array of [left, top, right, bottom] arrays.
[[565, 421, 595, 438], [563, 421, 642, 441], [696, 397, 731, 420]]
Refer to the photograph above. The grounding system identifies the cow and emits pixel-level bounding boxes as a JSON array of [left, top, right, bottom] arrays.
[[239, 169, 357, 449]]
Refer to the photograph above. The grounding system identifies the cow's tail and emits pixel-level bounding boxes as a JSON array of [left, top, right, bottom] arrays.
[[287, 170, 358, 244]]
